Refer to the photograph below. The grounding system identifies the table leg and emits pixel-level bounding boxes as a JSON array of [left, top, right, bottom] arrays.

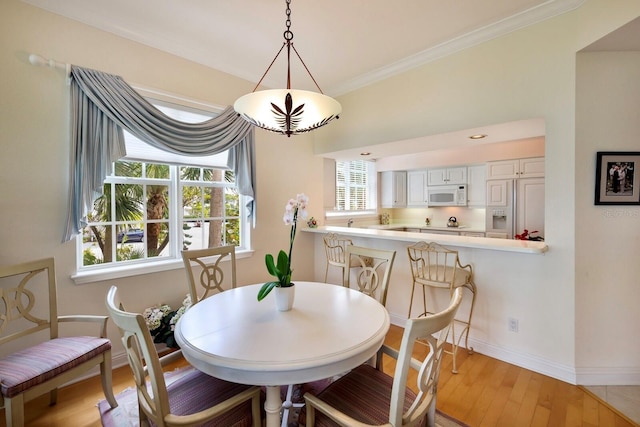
[[265, 385, 282, 427]]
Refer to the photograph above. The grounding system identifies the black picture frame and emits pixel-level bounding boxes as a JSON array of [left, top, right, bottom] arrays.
[[595, 151, 640, 205]]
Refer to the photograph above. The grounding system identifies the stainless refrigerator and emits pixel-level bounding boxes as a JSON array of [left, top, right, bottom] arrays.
[[485, 178, 545, 239]]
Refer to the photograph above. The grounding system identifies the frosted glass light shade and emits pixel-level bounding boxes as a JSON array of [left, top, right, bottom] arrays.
[[234, 89, 341, 137]]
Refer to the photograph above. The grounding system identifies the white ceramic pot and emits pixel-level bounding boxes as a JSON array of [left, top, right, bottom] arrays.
[[275, 284, 295, 311]]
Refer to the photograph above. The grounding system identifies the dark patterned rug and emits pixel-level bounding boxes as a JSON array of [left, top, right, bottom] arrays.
[[98, 367, 467, 427]]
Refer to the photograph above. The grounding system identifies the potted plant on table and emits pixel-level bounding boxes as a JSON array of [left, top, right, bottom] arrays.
[[258, 193, 309, 310]]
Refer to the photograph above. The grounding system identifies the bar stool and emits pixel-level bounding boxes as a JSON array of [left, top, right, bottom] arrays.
[[322, 233, 353, 283], [407, 241, 477, 373]]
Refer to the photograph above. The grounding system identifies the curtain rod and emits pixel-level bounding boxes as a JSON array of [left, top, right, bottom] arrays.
[[29, 53, 71, 85]]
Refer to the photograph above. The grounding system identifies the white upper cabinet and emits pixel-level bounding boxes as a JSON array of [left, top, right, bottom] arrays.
[[486, 157, 545, 179], [407, 170, 428, 206], [381, 171, 407, 208], [427, 166, 467, 186], [486, 179, 508, 206], [466, 164, 486, 207]]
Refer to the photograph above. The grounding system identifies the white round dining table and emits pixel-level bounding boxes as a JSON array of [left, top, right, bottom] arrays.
[[174, 281, 390, 427]]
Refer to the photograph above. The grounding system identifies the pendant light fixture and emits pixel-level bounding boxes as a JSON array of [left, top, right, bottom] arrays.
[[233, 0, 341, 137]]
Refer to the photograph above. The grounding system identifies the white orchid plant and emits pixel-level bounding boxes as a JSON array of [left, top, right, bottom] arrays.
[[258, 193, 309, 301]]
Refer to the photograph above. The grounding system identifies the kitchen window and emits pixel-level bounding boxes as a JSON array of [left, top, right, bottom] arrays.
[[333, 160, 377, 213]]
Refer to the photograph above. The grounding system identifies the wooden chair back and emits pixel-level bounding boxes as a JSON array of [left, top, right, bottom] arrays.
[[181, 245, 237, 305], [343, 245, 396, 306], [387, 287, 463, 425], [106, 286, 171, 425]]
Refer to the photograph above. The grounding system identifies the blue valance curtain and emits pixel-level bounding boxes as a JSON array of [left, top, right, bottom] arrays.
[[63, 65, 256, 242]]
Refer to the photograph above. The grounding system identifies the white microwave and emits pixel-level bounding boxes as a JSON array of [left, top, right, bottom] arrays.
[[427, 184, 467, 207]]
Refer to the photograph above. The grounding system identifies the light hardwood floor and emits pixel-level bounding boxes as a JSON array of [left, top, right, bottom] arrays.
[[0, 324, 636, 427]]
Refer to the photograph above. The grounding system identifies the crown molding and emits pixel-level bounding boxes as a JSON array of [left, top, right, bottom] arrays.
[[328, 0, 586, 96]]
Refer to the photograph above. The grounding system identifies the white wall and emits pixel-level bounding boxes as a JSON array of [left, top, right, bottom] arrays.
[[575, 51, 640, 383], [0, 0, 323, 365], [313, 0, 640, 384]]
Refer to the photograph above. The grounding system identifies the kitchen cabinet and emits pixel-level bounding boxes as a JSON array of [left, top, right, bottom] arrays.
[[516, 177, 545, 238], [421, 229, 460, 235], [486, 179, 508, 206], [407, 170, 428, 206], [466, 164, 486, 207], [427, 166, 467, 186], [460, 231, 485, 237], [380, 171, 407, 208], [486, 157, 544, 179]]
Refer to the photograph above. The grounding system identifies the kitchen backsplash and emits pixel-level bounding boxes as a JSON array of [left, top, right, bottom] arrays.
[[323, 207, 486, 230], [381, 207, 486, 229]]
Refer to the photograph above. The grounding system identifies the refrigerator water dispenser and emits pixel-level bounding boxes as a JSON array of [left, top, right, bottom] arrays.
[[491, 209, 507, 230]]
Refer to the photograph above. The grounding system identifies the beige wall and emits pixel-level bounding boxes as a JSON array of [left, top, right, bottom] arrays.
[[575, 51, 640, 378], [0, 0, 323, 361]]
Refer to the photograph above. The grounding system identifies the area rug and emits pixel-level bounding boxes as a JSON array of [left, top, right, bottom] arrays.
[[98, 367, 467, 427]]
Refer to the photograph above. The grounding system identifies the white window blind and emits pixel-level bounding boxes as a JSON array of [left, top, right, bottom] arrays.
[[335, 160, 376, 211]]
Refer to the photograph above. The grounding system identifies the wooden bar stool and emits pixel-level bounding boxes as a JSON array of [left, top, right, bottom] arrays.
[[407, 241, 477, 373]]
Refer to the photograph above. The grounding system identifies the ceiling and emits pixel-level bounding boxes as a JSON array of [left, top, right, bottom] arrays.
[[23, 0, 586, 96], [23, 0, 638, 159]]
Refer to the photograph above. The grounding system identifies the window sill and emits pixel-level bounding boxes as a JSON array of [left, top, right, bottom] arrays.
[[72, 249, 254, 285]]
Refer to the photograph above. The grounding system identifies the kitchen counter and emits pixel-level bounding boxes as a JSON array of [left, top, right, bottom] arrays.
[[303, 225, 547, 254]]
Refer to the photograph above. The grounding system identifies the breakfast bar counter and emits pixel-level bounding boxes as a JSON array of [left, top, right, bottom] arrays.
[[302, 225, 548, 254], [302, 224, 556, 384]]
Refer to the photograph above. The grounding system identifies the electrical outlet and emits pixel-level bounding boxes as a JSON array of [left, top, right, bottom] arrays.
[[508, 317, 519, 332]]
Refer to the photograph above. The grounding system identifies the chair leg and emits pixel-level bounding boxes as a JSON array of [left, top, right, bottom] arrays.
[[324, 262, 329, 283], [101, 353, 119, 408], [7, 395, 25, 427], [462, 281, 477, 354], [48, 388, 58, 406], [448, 283, 477, 374], [281, 384, 304, 427], [408, 282, 417, 318]]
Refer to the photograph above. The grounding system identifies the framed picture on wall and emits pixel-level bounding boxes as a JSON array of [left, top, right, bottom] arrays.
[[595, 151, 640, 205]]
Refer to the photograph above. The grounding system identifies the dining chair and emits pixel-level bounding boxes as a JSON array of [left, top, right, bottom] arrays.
[[0, 258, 117, 427], [322, 233, 353, 283], [343, 245, 396, 306], [407, 241, 477, 374], [105, 286, 262, 427], [181, 245, 237, 305], [301, 287, 463, 427]]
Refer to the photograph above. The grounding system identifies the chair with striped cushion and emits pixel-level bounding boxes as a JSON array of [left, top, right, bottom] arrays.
[[301, 288, 463, 427], [106, 286, 263, 427], [0, 258, 118, 427]]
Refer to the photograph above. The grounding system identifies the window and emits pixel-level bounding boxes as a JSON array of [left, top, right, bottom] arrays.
[[335, 160, 377, 212], [77, 100, 249, 273]]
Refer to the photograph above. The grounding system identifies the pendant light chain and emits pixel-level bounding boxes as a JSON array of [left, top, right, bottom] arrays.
[[285, 0, 292, 90]]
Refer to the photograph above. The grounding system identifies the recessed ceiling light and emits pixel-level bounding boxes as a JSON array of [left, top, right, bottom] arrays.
[[468, 134, 487, 140], [360, 152, 371, 156]]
